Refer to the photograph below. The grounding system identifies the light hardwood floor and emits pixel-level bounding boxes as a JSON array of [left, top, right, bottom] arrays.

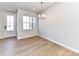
[[0, 36, 79, 56]]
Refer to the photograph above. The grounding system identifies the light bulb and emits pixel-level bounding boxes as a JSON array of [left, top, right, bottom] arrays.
[[42, 14, 46, 17], [38, 15, 41, 17]]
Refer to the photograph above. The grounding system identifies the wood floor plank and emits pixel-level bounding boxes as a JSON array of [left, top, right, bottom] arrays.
[[0, 36, 79, 56]]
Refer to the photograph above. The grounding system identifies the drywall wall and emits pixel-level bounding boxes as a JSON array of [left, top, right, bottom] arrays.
[[0, 11, 4, 38], [0, 10, 17, 39], [39, 2, 79, 51], [17, 9, 38, 39]]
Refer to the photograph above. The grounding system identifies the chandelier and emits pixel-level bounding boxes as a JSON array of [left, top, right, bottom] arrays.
[[38, 2, 46, 19]]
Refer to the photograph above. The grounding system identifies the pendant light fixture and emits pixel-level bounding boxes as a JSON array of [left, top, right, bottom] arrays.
[[38, 2, 46, 19]]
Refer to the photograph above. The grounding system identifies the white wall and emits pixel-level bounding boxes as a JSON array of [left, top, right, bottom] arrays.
[[17, 9, 38, 39], [0, 11, 4, 38], [0, 10, 17, 39], [39, 2, 79, 51]]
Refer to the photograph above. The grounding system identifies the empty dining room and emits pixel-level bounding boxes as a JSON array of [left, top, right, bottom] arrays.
[[0, 2, 79, 56]]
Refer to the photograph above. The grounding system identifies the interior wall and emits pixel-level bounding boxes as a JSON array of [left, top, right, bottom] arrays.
[[39, 2, 79, 51], [0, 10, 17, 39], [0, 11, 4, 38], [17, 9, 38, 39]]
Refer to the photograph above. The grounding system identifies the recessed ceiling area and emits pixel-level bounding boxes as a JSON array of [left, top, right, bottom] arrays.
[[0, 2, 56, 13]]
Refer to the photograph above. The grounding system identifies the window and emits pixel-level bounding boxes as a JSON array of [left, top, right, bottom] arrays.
[[23, 16, 36, 30], [32, 17, 36, 28], [7, 15, 14, 31]]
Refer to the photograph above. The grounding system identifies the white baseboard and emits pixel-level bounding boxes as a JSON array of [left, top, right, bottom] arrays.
[[39, 34, 79, 54], [17, 34, 38, 40], [0, 36, 16, 39]]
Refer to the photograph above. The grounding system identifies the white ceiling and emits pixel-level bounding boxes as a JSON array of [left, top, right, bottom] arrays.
[[0, 2, 56, 13]]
